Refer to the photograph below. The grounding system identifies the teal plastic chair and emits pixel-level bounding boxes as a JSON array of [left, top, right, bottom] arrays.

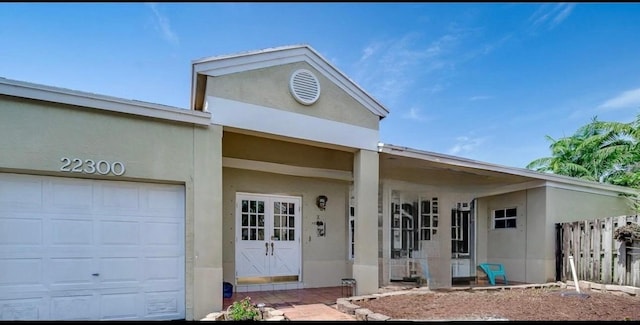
[[479, 263, 507, 286]]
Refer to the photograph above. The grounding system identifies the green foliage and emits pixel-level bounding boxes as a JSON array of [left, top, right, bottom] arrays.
[[227, 296, 259, 321], [527, 114, 640, 211]]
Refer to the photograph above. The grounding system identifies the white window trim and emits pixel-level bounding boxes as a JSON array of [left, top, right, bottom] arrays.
[[492, 207, 517, 229]]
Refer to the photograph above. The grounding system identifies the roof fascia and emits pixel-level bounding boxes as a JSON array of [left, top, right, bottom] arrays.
[[379, 143, 639, 195], [0, 78, 211, 126]]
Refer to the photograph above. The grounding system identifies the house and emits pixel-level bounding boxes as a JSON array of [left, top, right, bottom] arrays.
[[0, 45, 636, 321]]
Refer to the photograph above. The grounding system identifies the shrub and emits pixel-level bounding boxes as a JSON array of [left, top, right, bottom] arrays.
[[227, 296, 259, 321], [614, 223, 640, 244]]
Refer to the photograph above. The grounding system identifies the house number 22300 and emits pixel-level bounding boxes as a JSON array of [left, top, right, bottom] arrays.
[[60, 157, 126, 176]]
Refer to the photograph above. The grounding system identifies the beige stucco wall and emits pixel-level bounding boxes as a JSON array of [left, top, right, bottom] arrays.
[[222, 132, 353, 171], [476, 190, 528, 283], [221, 167, 352, 288], [205, 62, 379, 130], [545, 186, 632, 223], [476, 185, 633, 284], [0, 95, 220, 320]]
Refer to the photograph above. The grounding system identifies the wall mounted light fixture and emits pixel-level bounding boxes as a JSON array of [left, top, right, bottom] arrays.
[[316, 195, 328, 210]]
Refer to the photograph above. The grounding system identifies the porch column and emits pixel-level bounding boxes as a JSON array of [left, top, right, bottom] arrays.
[[352, 149, 379, 295], [193, 124, 223, 319]]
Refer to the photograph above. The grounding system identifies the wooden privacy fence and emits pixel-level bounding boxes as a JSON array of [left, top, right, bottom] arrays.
[[556, 215, 640, 287]]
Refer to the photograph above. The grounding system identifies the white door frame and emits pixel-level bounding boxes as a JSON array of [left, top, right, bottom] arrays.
[[234, 193, 302, 286]]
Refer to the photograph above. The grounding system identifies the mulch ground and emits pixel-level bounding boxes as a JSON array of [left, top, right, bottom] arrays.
[[355, 287, 640, 321]]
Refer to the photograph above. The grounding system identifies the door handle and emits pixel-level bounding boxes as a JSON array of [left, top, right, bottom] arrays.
[[265, 242, 269, 256], [271, 242, 274, 255], [92, 273, 100, 276]]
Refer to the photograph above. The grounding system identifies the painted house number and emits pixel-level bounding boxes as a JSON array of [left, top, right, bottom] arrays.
[[60, 157, 126, 176]]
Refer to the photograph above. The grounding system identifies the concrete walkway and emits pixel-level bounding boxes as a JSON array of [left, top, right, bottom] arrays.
[[277, 303, 356, 321]]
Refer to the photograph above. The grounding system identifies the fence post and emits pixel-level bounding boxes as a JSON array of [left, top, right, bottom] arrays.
[[562, 223, 571, 281], [615, 216, 627, 285], [593, 219, 601, 283], [582, 220, 590, 280], [603, 217, 613, 283]]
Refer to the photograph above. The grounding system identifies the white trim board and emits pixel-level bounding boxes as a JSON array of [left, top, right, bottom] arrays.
[[208, 96, 379, 151], [0, 77, 211, 126], [192, 45, 389, 118]]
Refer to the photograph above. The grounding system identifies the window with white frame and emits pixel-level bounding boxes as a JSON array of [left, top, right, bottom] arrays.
[[492, 207, 517, 229], [390, 192, 439, 259], [348, 186, 355, 260]]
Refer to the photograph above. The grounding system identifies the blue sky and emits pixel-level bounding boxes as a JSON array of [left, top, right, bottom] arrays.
[[2, 3, 640, 168]]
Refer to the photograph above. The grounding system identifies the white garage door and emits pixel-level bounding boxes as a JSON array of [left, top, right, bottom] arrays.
[[0, 173, 185, 320]]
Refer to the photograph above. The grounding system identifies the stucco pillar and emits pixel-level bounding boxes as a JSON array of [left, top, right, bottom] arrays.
[[352, 149, 379, 295], [192, 124, 223, 319]]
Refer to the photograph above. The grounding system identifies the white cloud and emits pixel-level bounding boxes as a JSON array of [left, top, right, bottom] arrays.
[[447, 136, 486, 155], [147, 3, 179, 46], [528, 3, 576, 32], [401, 106, 431, 122], [598, 88, 640, 110], [352, 32, 458, 108]]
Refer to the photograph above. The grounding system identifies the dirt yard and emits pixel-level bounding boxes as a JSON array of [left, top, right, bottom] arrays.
[[355, 287, 640, 321]]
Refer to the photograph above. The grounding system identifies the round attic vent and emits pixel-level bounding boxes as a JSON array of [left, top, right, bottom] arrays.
[[289, 69, 320, 105]]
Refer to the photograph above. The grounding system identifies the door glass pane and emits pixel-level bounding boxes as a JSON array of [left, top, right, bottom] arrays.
[[289, 216, 295, 227], [250, 200, 256, 213], [250, 228, 256, 240], [242, 214, 248, 227], [274, 216, 280, 227], [258, 229, 264, 240], [250, 215, 256, 227], [288, 203, 294, 214], [274, 202, 281, 214], [274, 229, 280, 240], [258, 215, 264, 227], [258, 201, 264, 213], [288, 229, 295, 241], [283, 231, 288, 240], [242, 200, 248, 213], [282, 216, 287, 227], [242, 229, 248, 240]]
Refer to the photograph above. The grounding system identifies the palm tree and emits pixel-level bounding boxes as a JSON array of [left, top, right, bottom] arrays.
[[527, 116, 640, 187]]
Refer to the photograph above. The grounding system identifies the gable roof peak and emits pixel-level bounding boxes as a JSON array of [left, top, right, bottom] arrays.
[[191, 44, 389, 118]]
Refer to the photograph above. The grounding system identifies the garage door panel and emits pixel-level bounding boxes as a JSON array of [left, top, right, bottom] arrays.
[[145, 187, 184, 217], [99, 221, 140, 245], [50, 219, 93, 245], [144, 257, 180, 281], [48, 258, 94, 287], [48, 181, 93, 211], [50, 294, 94, 320], [0, 175, 43, 210], [99, 184, 140, 211], [0, 297, 44, 320], [98, 257, 140, 285], [144, 292, 180, 318], [0, 258, 42, 286], [0, 218, 42, 245], [99, 292, 139, 319], [143, 222, 180, 245]]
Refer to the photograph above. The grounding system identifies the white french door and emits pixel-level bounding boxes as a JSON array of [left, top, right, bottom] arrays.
[[235, 193, 301, 285]]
